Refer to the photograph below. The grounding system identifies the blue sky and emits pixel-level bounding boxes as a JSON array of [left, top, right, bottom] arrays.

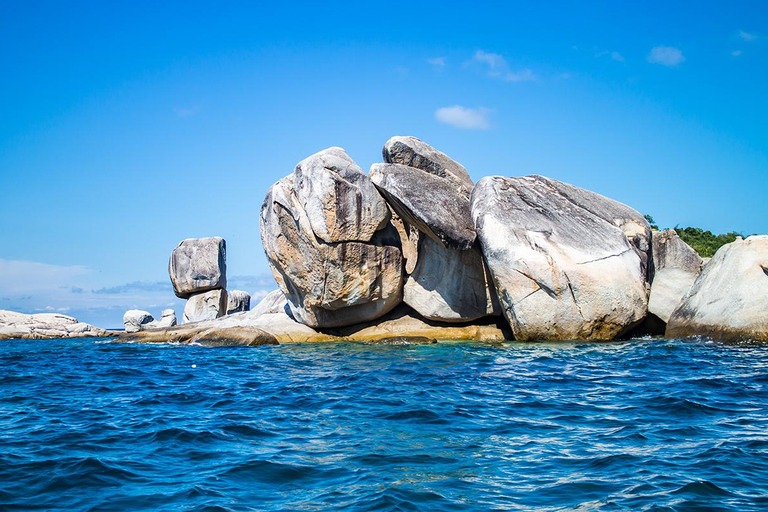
[[1, 1, 766, 327]]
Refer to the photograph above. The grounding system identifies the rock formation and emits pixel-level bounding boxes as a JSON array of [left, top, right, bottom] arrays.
[[169, 237, 227, 298], [151, 309, 178, 328], [648, 230, 703, 324], [227, 290, 251, 314], [472, 175, 649, 341], [666, 236, 768, 341], [183, 289, 228, 323], [260, 147, 404, 328], [0, 311, 109, 340], [123, 310, 154, 333]]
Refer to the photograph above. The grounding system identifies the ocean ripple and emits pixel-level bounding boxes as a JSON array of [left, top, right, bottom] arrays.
[[0, 337, 767, 510]]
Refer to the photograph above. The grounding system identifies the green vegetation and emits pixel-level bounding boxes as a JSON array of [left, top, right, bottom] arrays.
[[675, 227, 741, 258], [644, 214, 743, 258]]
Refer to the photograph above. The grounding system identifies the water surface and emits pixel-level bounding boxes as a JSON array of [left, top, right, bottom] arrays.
[[1, 338, 767, 511]]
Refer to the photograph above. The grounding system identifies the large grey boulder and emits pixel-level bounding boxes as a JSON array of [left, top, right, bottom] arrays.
[[0, 311, 108, 340], [382, 136, 474, 195], [370, 163, 475, 250], [169, 237, 227, 299], [648, 230, 703, 323], [666, 236, 768, 341], [226, 290, 251, 314], [472, 175, 649, 341], [403, 235, 499, 322], [123, 310, 154, 333], [293, 147, 390, 243], [183, 289, 228, 323], [260, 149, 404, 329]]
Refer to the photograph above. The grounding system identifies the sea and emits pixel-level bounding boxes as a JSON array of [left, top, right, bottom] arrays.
[[1, 337, 767, 511]]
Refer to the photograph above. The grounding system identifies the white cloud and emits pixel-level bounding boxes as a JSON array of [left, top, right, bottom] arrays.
[[647, 46, 685, 67], [471, 50, 537, 82], [435, 106, 491, 130], [739, 30, 758, 41], [427, 57, 446, 70], [0, 258, 89, 295], [732, 50, 743, 57]]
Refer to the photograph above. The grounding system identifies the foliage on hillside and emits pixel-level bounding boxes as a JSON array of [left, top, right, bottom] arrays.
[[674, 227, 741, 258], [644, 215, 742, 258]]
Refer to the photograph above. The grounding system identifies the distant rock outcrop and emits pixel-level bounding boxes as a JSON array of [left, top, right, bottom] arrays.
[[472, 175, 649, 341], [260, 148, 403, 328], [0, 311, 109, 340], [648, 230, 703, 324], [123, 310, 154, 333], [666, 236, 768, 341]]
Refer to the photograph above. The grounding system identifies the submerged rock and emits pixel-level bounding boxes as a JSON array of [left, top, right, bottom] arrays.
[[169, 237, 227, 299], [226, 290, 251, 314], [472, 175, 648, 341], [261, 150, 404, 328], [183, 289, 228, 323], [123, 310, 154, 333], [666, 236, 768, 341], [648, 230, 703, 324]]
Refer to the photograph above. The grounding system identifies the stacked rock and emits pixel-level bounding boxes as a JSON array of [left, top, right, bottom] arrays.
[[260, 147, 403, 328], [169, 237, 228, 323]]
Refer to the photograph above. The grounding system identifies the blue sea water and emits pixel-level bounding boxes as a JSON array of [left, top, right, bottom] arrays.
[[1, 338, 767, 511]]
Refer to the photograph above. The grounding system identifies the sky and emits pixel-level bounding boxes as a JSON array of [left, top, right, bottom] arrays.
[[1, 1, 766, 327]]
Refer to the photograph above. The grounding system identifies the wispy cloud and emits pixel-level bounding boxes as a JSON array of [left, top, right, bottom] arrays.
[[596, 50, 624, 62], [647, 46, 685, 67], [435, 106, 491, 130], [739, 30, 758, 41], [0, 258, 89, 295], [426, 57, 446, 71], [471, 50, 537, 82], [174, 105, 199, 117]]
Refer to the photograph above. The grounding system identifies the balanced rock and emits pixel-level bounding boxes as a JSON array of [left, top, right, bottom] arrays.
[[227, 290, 251, 314], [666, 236, 768, 341], [169, 237, 227, 299], [403, 235, 499, 322], [370, 163, 475, 250], [648, 230, 703, 323], [123, 310, 154, 333], [382, 136, 474, 195], [472, 175, 649, 341], [260, 148, 404, 328], [183, 289, 228, 323]]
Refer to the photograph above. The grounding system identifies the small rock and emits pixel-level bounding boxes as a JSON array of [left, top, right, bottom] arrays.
[[227, 290, 251, 314], [123, 310, 154, 333]]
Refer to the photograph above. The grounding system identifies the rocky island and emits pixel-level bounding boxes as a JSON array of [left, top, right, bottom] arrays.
[[2, 136, 766, 344]]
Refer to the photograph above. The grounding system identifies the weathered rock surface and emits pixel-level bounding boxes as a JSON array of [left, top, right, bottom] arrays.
[[123, 310, 154, 333], [666, 236, 768, 341], [472, 175, 648, 341], [226, 290, 251, 314], [0, 310, 109, 340], [261, 152, 404, 328], [119, 304, 510, 345], [370, 163, 475, 250], [403, 235, 499, 322], [169, 237, 227, 299], [183, 289, 228, 323], [149, 309, 178, 329], [382, 136, 474, 194], [293, 147, 390, 243], [648, 230, 704, 323], [250, 290, 289, 317]]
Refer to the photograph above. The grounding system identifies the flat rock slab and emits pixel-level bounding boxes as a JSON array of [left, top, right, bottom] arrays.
[[472, 175, 648, 341], [666, 236, 768, 341], [382, 136, 474, 194], [169, 237, 227, 299], [0, 310, 109, 340], [370, 163, 475, 250]]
